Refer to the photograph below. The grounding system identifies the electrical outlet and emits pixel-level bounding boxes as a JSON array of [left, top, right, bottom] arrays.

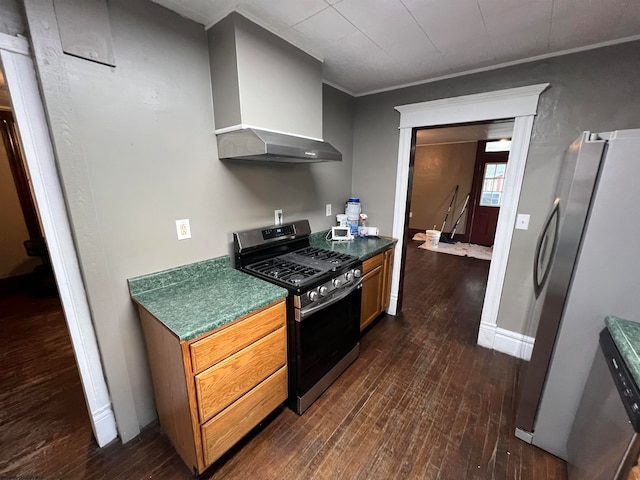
[[326, 203, 332, 216], [176, 219, 191, 240], [274, 209, 283, 226], [515, 213, 530, 230]]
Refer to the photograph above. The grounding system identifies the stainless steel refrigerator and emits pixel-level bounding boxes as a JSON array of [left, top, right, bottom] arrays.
[[514, 129, 640, 459]]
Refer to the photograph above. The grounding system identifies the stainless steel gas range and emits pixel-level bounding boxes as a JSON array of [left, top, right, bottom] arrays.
[[233, 220, 362, 414]]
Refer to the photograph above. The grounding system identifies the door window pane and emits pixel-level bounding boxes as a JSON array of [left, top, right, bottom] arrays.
[[485, 140, 511, 152], [479, 162, 506, 207]]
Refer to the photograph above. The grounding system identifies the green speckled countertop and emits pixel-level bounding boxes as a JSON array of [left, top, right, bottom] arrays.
[[605, 316, 640, 389], [128, 232, 396, 341], [128, 256, 287, 342], [309, 231, 396, 260]]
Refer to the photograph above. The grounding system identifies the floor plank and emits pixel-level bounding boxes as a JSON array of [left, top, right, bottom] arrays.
[[0, 242, 568, 479]]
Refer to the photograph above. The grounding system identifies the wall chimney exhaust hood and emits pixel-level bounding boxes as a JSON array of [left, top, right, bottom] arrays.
[[207, 13, 341, 163], [217, 128, 341, 163]]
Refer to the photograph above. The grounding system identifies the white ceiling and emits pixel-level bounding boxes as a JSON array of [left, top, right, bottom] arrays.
[[416, 120, 514, 145], [153, 0, 640, 96]]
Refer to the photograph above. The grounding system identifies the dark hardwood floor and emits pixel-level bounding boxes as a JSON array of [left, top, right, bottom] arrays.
[[0, 242, 567, 479], [0, 291, 95, 478]]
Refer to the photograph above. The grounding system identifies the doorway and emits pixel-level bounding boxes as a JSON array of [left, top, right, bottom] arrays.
[[0, 79, 96, 475], [465, 139, 511, 247], [0, 109, 55, 294], [408, 122, 514, 246], [405, 123, 512, 342], [389, 84, 548, 359], [0, 34, 116, 446]]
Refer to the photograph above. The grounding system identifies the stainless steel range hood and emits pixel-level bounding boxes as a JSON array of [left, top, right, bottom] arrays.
[[208, 13, 342, 164], [217, 128, 341, 163]]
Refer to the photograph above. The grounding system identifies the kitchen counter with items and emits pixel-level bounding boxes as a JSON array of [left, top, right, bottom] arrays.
[[605, 315, 640, 389], [127, 228, 396, 342], [309, 231, 396, 260], [128, 256, 287, 341], [309, 231, 397, 332]]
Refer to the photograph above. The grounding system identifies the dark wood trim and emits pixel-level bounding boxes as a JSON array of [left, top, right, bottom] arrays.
[[464, 141, 484, 243], [0, 111, 42, 240], [395, 128, 418, 314]]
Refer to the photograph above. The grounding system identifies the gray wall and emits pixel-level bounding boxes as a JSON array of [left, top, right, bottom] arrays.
[[409, 142, 476, 234], [21, 0, 354, 441], [352, 40, 640, 336], [0, 0, 25, 36]]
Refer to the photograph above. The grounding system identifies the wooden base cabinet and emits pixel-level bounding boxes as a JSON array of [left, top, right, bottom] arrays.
[[360, 246, 393, 331], [138, 299, 287, 475]]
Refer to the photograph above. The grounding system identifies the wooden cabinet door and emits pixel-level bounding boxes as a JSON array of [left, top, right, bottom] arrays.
[[382, 248, 393, 311], [360, 264, 383, 331]]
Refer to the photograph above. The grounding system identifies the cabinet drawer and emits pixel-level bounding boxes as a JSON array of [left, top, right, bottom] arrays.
[[201, 366, 287, 467], [195, 327, 286, 422], [363, 253, 383, 273], [190, 300, 285, 374]]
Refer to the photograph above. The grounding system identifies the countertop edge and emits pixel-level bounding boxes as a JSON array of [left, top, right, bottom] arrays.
[[605, 315, 640, 390]]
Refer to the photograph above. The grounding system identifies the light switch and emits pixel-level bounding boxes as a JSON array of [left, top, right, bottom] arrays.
[[515, 214, 530, 230]]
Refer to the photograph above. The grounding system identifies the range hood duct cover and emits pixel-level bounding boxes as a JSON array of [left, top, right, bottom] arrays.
[[217, 128, 342, 163]]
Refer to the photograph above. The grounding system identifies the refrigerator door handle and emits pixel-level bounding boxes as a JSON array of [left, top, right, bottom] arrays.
[[534, 198, 560, 298]]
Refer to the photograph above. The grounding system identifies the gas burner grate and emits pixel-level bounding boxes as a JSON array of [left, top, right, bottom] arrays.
[[246, 259, 323, 285], [294, 247, 355, 266]]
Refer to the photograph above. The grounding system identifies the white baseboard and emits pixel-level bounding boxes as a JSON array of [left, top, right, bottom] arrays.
[[477, 322, 534, 361], [387, 294, 399, 316], [92, 403, 118, 447], [515, 427, 534, 444]]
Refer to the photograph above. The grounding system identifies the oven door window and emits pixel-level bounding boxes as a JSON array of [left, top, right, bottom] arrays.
[[295, 288, 361, 394]]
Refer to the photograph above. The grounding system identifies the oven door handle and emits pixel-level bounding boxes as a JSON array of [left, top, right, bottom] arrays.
[[296, 279, 362, 322]]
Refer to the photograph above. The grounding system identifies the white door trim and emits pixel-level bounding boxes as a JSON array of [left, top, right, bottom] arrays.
[[0, 31, 29, 54], [1, 32, 117, 447], [389, 83, 548, 356]]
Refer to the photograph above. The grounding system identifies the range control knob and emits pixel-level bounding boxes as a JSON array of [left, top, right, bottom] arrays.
[[308, 290, 319, 302], [632, 403, 640, 414], [345, 272, 354, 282], [333, 278, 342, 288], [353, 269, 362, 278], [319, 286, 329, 297]]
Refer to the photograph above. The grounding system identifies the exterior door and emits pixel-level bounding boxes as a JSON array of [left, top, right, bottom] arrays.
[[466, 140, 509, 246]]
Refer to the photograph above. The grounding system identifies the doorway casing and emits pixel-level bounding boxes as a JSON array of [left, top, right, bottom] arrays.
[[0, 31, 117, 446], [389, 83, 549, 360]]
